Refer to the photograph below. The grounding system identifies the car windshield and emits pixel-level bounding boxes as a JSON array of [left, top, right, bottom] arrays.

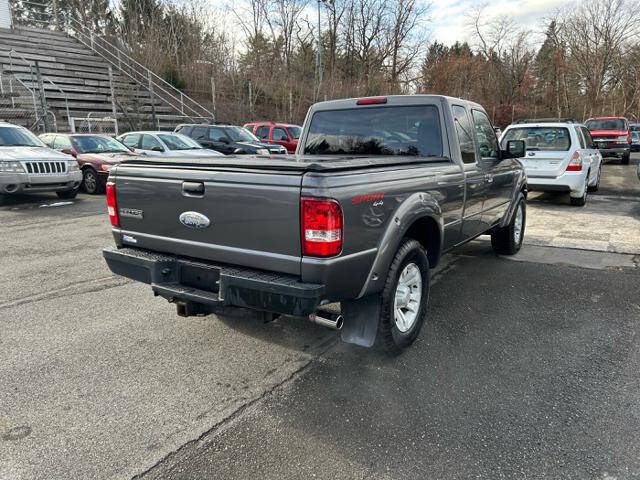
[[288, 126, 301, 139], [586, 119, 627, 131], [632, 132, 639, 140], [72, 135, 130, 154], [226, 126, 259, 143], [304, 105, 443, 157], [0, 126, 45, 147], [501, 127, 571, 151], [157, 133, 202, 151]]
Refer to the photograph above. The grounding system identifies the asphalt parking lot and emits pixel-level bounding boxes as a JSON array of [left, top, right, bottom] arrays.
[[1, 154, 639, 480]]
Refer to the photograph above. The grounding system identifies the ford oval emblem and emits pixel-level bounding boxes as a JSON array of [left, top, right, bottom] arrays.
[[179, 211, 210, 229]]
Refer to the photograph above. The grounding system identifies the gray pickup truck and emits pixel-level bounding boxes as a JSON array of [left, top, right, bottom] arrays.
[[103, 95, 527, 353]]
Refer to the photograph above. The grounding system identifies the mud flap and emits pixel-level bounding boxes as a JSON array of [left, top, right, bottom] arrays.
[[340, 295, 381, 348]]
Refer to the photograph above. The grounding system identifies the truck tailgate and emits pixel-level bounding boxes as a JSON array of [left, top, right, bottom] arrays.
[[112, 162, 303, 275]]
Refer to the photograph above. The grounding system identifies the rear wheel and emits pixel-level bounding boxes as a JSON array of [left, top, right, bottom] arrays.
[[378, 239, 430, 355], [570, 176, 588, 206], [491, 196, 525, 255], [588, 166, 601, 192]]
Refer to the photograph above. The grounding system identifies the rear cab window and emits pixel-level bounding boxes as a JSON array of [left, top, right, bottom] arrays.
[[501, 127, 571, 151], [452, 105, 476, 164], [303, 105, 443, 157]]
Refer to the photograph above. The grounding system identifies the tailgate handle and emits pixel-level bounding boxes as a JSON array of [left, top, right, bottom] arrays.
[[182, 181, 204, 197]]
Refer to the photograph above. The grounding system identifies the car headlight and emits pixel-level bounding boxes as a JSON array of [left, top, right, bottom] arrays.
[[67, 160, 80, 171], [256, 148, 269, 155], [0, 161, 25, 173], [617, 136, 628, 143]]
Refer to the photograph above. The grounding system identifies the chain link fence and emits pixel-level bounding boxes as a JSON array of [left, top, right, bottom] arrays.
[[70, 116, 118, 136]]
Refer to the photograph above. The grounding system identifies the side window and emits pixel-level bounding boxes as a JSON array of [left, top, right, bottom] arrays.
[[581, 127, 595, 149], [575, 127, 586, 148], [192, 127, 208, 140], [208, 127, 228, 142], [471, 110, 499, 159], [53, 136, 71, 150], [121, 134, 140, 148], [273, 128, 288, 141], [452, 106, 476, 164], [141, 134, 163, 150], [256, 126, 269, 139]]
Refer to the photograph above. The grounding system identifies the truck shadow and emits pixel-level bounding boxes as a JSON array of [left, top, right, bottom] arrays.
[[215, 308, 340, 355]]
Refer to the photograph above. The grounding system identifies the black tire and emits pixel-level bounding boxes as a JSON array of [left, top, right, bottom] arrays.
[[570, 176, 588, 206], [82, 168, 102, 194], [588, 166, 601, 192], [57, 188, 78, 199], [0, 193, 7, 206], [622, 154, 630, 165], [491, 195, 526, 255], [377, 238, 430, 355]]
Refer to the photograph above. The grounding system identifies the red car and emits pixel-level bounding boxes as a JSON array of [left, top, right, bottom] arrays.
[[585, 116, 631, 164], [39, 133, 140, 194], [243, 122, 302, 153]]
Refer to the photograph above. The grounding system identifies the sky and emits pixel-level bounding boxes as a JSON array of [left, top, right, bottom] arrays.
[[429, 0, 575, 46]]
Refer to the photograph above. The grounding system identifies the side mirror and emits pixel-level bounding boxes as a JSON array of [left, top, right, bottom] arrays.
[[62, 148, 76, 157], [152, 146, 164, 152], [504, 140, 525, 159]]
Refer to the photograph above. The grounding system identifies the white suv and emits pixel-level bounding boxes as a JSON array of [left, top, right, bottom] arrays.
[[0, 122, 82, 204], [500, 120, 602, 206]]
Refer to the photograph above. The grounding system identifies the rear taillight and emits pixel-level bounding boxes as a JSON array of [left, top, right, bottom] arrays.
[[301, 197, 343, 257], [566, 151, 582, 171], [106, 182, 119, 227]]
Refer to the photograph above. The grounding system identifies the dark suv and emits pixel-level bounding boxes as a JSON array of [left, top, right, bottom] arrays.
[[174, 124, 287, 155]]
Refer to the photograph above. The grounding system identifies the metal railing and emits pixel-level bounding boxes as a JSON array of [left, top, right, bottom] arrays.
[[7, 49, 69, 128], [8, 0, 215, 125], [0, 70, 41, 129], [65, 17, 214, 123]]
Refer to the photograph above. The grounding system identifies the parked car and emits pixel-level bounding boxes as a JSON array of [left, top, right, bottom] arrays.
[[116, 131, 224, 157], [103, 95, 527, 354], [501, 120, 602, 206], [0, 123, 81, 203], [243, 122, 302, 153], [40, 133, 140, 194], [630, 122, 640, 133], [585, 116, 631, 164], [631, 131, 640, 152], [174, 124, 287, 155]]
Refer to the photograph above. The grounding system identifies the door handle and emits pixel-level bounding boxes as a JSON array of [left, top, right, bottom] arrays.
[[182, 181, 205, 197]]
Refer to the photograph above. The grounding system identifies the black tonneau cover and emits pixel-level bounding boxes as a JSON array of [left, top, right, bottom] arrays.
[[118, 154, 450, 172]]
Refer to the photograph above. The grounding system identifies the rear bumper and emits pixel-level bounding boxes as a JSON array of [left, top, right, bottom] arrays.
[[103, 246, 325, 316], [526, 171, 585, 195]]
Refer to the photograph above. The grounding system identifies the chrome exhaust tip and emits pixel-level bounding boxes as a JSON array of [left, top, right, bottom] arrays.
[[309, 313, 344, 331]]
